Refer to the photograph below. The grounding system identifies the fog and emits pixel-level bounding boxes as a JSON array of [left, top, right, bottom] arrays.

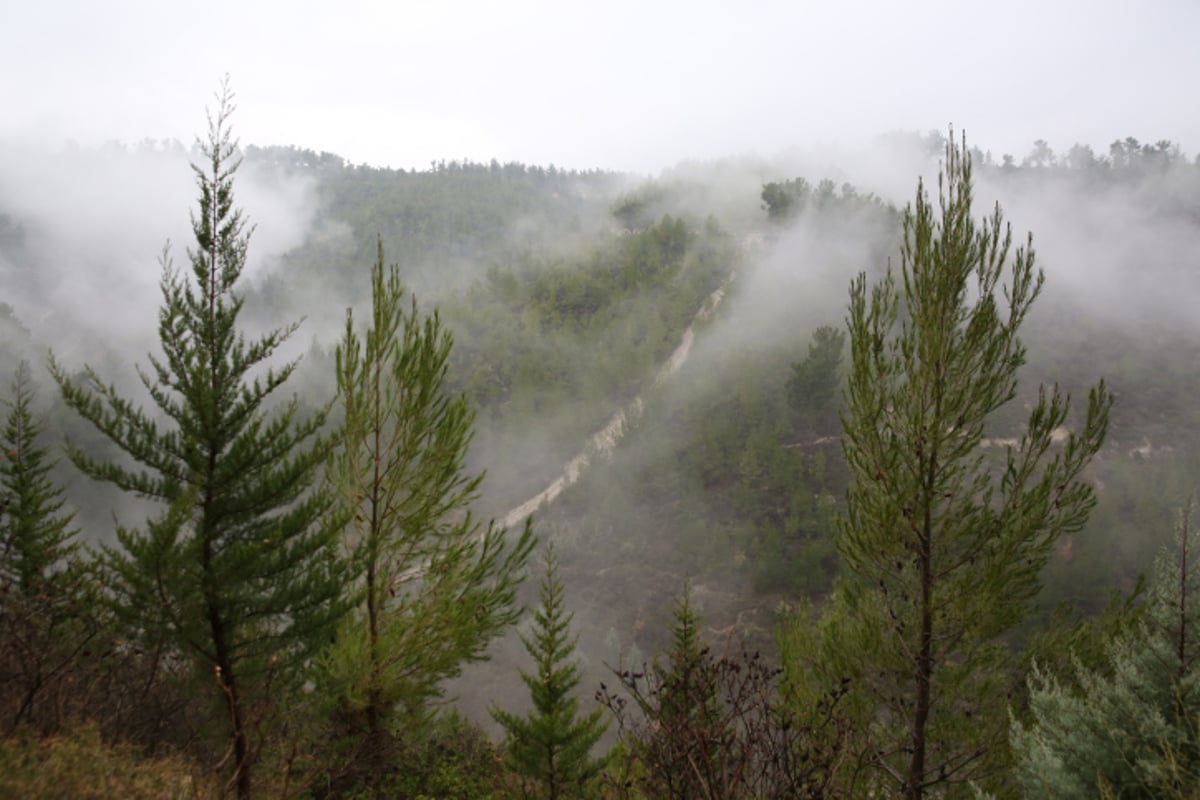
[[2, 10, 1198, 742], [4, 125, 1193, 542], [0, 141, 320, 370], [6, 1, 1198, 174], [978, 167, 1200, 334]]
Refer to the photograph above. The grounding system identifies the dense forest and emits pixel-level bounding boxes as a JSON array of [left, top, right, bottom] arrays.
[[3, 93, 1200, 799]]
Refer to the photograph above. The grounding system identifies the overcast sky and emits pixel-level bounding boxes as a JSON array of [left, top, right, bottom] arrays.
[[4, 0, 1198, 173]]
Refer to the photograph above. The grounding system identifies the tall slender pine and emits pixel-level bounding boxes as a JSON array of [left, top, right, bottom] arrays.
[[802, 133, 1112, 798], [50, 80, 347, 799], [324, 239, 533, 788]]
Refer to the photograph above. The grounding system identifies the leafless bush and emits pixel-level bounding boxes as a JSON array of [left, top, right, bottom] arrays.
[[597, 642, 849, 800]]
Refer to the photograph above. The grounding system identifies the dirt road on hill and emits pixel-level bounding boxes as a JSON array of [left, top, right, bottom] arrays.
[[501, 278, 731, 529]]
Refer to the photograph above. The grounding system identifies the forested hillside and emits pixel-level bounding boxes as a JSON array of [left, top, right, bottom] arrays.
[[3, 121, 1200, 798]]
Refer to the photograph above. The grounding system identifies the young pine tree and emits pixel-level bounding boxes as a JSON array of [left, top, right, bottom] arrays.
[[0, 361, 96, 734], [793, 133, 1112, 798], [655, 583, 713, 730], [491, 545, 606, 800], [786, 324, 847, 435], [324, 239, 533, 785], [50, 81, 347, 799], [0, 361, 79, 594]]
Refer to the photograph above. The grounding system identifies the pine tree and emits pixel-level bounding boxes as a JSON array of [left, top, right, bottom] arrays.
[[656, 583, 713, 729], [805, 133, 1112, 798], [491, 545, 606, 799], [1012, 500, 1200, 798], [786, 325, 846, 435], [646, 583, 724, 798], [0, 361, 94, 733], [0, 361, 79, 593], [324, 239, 534, 785], [50, 80, 347, 799]]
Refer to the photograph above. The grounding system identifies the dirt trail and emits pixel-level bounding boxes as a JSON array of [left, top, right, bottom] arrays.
[[502, 280, 730, 529]]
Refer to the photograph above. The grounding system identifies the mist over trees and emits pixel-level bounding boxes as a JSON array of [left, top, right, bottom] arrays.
[[2, 81, 1199, 798]]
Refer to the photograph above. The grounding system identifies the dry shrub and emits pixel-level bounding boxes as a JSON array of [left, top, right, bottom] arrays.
[[598, 645, 849, 800], [0, 722, 220, 799]]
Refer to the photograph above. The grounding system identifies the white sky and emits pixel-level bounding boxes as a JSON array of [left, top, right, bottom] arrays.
[[4, 0, 1198, 173]]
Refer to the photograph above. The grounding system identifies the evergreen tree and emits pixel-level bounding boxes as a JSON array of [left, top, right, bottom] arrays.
[[0, 361, 78, 593], [491, 545, 606, 799], [797, 133, 1112, 798], [786, 325, 846, 434], [324, 239, 533, 786], [1012, 500, 1200, 798], [656, 582, 713, 729], [50, 80, 347, 799], [0, 361, 95, 733]]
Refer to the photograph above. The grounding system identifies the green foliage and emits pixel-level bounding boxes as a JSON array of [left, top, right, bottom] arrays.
[[50, 81, 348, 799], [440, 214, 736, 507], [786, 325, 846, 435], [611, 183, 672, 232], [761, 177, 895, 224], [1020, 575, 1148, 697], [491, 545, 607, 799], [323, 238, 534, 787], [379, 711, 511, 800], [246, 154, 619, 333], [306, 709, 513, 799], [650, 584, 719, 743], [0, 361, 79, 594], [799, 134, 1112, 798], [543, 340, 843, 598], [0, 361, 101, 735], [445, 215, 730, 406], [761, 178, 807, 222], [1012, 500, 1200, 798]]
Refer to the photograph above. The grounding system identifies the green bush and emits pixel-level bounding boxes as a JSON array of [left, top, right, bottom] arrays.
[[320, 711, 512, 800]]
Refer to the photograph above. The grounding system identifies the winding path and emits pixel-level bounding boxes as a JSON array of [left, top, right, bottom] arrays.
[[501, 279, 731, 529]]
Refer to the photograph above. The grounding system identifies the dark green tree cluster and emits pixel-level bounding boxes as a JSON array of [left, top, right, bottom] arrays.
[[990, 136, 1186, 173], [0, 360, 194, 750], [446, 214, 731, 413], [761, 177, 893, 224], [786, 324, 846, 435]]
